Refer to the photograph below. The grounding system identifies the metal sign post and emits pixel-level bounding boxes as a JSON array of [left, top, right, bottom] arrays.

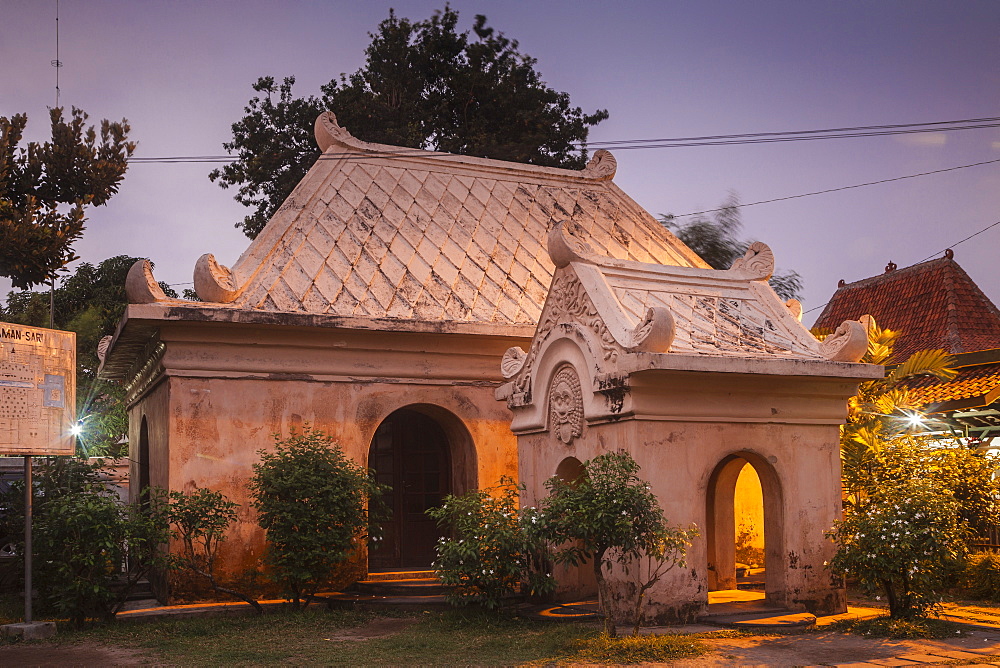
[[24, 455, 32, 624]]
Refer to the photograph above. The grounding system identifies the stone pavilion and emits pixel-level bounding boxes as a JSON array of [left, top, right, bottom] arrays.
[[100, 112, 880, 618]]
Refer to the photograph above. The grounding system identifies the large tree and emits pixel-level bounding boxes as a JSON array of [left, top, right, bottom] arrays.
[[660, 192, 803, 301], [0, 108, 134, 289], [211, 6, 609, 239]]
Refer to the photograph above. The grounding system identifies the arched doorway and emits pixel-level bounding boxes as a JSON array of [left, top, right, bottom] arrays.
[[705, 453, 784, 603], [552, 456, 598, 598], [137, 416, 150, 500], [368, 408, 453, 571]]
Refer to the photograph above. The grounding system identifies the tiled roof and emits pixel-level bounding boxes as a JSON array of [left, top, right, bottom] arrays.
[[906, 362, 1000, 406], [201, 113, 707, 327], [813, 254, 1000, 362]]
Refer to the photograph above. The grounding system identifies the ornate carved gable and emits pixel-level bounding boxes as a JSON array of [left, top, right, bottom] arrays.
[[497, 222, 872, 428]]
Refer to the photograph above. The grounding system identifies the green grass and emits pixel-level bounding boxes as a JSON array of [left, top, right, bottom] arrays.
[[0, 603, 719, 666], [8, 607, 591, 666], [552, 631, 708, 665], [830, 614, 968, 639]]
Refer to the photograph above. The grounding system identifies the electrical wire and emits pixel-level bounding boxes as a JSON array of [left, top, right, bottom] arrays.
[[125, 115, 1000, 164], [669, 158, 1000, 218], [585, 116, 1000, 147]]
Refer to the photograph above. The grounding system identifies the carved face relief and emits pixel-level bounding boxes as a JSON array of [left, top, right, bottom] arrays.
[[548, 365, 583, 445]]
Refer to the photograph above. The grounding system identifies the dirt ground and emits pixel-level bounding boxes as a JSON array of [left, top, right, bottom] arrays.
[[1, 617, 999, 666], [681, 627, 1000, 666], [0, 641, 153, 666]]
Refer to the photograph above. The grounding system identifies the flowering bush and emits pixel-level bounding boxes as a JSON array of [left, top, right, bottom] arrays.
[[827, 477, 966, 619], [427, 477, 554, 609]]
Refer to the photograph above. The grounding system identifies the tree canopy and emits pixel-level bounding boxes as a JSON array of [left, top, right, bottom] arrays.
[[660, 192, 803, 301], [0, 108, 134, 289], [211, 5, 608, 239]]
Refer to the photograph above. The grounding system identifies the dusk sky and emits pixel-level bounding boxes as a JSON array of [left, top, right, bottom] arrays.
[[3, 1, 999, 324]]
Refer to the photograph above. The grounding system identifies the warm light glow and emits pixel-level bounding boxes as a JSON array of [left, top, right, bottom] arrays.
[[904, 411, 926, 429]]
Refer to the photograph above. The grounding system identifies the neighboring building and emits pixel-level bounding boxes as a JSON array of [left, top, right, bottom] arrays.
[[814, 251, 1000, 450], [100, 113, 878, 621]]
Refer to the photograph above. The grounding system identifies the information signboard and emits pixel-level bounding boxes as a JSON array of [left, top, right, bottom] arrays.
[[0, 322, 76, 455]]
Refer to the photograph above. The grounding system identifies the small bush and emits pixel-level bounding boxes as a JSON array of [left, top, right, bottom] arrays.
[[537, 451, 697, 636], [168, 487, 261, 612], [249, 427, 385, 608], [959, 552, 1000, 602], [35, 487, 171, 627]]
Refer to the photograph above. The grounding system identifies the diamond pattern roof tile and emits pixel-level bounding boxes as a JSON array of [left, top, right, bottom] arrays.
[[200, 113, 707, 327]]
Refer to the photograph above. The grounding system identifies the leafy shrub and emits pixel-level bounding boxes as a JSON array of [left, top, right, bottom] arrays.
[[0, 456, 106, 550], [536, 451, 698, 636], [427, 477, 554, 609], [0, 457, 170, 626], [828, 477, 967, 619], [958, 552, 1000, 602], [168, 487, 261, 612], [735, 524, 764, 569], [249, 427, 385, 608], [34, 486, 171, 627]]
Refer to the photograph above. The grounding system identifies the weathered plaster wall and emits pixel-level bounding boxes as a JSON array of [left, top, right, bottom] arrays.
[[144, 321, 525, 599], [518, 417, 845, 623]]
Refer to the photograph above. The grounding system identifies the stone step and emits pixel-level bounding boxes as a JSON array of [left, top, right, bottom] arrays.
[[364, 570, 436, 582], [699, 603, 817, 633], [348, 577, 451, 596]]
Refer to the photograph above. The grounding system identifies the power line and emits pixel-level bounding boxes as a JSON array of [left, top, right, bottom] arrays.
[[669, 158, 1000, 218], [586, 116, 1000, 145], [589, 118, 1000, 150], [125, 115, 1000, 164]]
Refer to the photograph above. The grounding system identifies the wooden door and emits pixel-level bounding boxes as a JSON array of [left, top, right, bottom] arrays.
[[369, 409, 450, 571]]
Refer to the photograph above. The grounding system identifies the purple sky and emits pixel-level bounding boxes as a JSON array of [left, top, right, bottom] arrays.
[[3, 1, 999, 324]]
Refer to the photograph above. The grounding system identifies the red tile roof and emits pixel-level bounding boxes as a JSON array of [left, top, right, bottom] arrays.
[[813, 253, 1000, 363], [906, 361, 1000, 407]]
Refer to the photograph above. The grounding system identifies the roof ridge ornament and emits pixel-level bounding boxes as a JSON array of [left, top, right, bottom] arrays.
[[627, 306, 676, 353], [580, 149, 617, 181], [820, 319, 869, 362], [314, 111, 357, 152], [785, 298, 803, 322], [548, 220, 600, 268], [194, 253, 239, 303], [125, 259, 167, 304], [730, 241, 774, 281], [501, 346, 528, 379]]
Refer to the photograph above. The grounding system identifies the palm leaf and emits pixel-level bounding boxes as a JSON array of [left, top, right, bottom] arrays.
[[886, 348, 957, 385]]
